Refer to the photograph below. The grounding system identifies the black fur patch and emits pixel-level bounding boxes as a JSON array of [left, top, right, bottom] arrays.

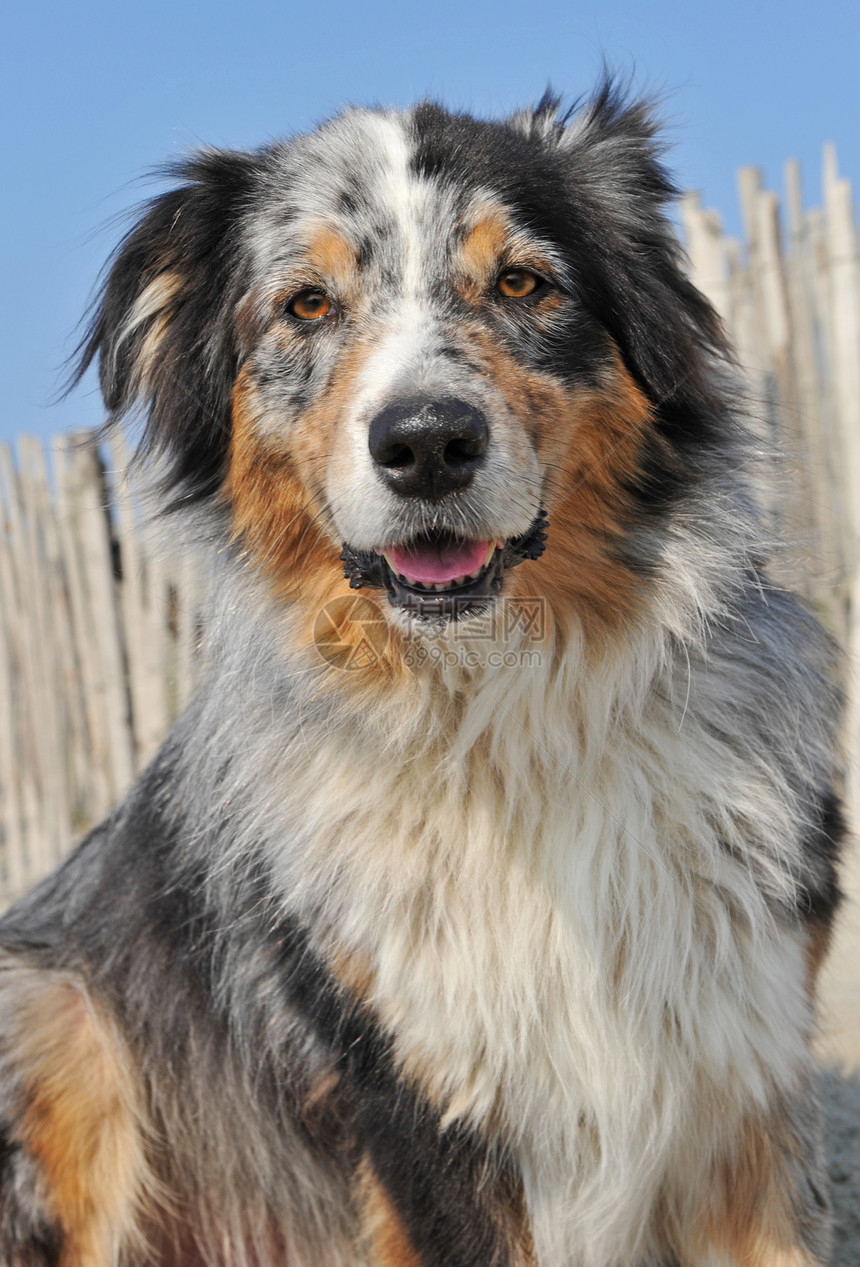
[[411, 82, 733, 516], [275, 922, 521, 1267], [0, 1129, 63, 1267], [797, 788, 845, 928], [71, 150, 260, 509]]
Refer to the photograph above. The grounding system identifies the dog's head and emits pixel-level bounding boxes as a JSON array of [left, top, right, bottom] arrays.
[[77, 83, 728, 645]]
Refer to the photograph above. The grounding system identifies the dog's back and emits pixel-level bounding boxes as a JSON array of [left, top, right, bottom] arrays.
[[0, 85, 843, 1266]]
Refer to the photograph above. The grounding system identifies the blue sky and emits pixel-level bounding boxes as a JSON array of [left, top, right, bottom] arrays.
[[3, 0, 858, 444]]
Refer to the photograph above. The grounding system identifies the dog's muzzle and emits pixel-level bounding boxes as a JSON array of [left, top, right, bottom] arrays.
[[340, 396, 548, 620]]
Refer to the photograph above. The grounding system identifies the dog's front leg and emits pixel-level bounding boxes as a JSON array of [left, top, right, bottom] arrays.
[[0, 961, 149, 1267], [677, 1078, 832, 1267]]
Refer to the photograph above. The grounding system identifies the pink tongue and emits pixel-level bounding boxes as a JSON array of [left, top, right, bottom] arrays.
[[387, 539, 490, 585]]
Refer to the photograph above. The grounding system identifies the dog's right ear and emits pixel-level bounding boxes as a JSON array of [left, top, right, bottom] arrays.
[[73, 149, 259, 507]]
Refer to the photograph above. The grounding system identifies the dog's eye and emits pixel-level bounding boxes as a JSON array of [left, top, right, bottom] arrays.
[[496, 270, 543, 299], [286, 289, 333, 321]]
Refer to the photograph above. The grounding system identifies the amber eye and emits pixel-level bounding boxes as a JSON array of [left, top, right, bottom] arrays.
[[286, 289, 333, 321], [496, 269, 543, 299]]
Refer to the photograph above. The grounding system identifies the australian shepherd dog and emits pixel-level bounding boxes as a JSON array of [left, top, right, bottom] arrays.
[[0, 82, 845, 1266]]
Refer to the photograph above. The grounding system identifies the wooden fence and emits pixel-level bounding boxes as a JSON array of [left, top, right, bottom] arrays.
[[681, 147, 860, 1067], [0, 433, 207, 903], [680, 146, 860, 820], [1, 144, 859, 911], [681, 148, 860, 635]]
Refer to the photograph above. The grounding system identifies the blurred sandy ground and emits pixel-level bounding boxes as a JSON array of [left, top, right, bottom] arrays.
[[810, 796, 860, 1258]]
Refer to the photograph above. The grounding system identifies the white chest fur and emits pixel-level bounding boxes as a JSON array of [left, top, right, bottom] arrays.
[[256, 646, 812, 1267]]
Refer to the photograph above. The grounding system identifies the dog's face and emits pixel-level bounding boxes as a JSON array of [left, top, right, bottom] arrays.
[[79, 87, 726, 642]]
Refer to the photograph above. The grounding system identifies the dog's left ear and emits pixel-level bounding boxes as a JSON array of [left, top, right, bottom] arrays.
[[541, 82, 731, 452], [73, 149, 258, 507]]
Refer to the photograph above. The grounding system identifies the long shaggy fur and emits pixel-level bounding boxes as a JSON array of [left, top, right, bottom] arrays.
[[0, 81, 844, 1266]]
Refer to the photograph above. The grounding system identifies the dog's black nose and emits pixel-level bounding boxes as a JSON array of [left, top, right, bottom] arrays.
[[368, 397, 489, 499]]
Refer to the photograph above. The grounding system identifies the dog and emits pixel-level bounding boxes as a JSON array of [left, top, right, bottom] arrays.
[[0, 81, 844, 1266]]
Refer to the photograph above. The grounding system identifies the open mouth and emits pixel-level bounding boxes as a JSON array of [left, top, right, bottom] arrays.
[[340, 509, 548, 619]]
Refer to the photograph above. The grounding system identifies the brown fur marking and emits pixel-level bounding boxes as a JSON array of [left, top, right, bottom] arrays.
[[327, 941, 378, 1005], [457, 212, 512, 298], [228, 367, 410, 689], [356, 1158, 422, 1267], [500, 346, 654, 637], [303, 225, 361, 291], [692, 1107, 825, 1266], [10, 971, 148, 1266], [456, 208, 557, 306]]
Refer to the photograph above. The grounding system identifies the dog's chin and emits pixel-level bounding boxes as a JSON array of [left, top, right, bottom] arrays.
[[340, 509, 549, 621]]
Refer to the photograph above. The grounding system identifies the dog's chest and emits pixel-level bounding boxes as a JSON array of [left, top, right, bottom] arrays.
[[279, 703, 809, 1265]]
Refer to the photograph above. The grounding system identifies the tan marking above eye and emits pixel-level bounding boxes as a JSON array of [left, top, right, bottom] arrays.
[[287, 289, 333, 321], [496, 269, 543, 299]]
